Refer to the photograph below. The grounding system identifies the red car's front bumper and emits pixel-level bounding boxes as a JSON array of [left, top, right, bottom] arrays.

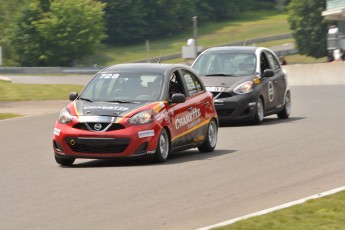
[[53, 121, 161, 159]]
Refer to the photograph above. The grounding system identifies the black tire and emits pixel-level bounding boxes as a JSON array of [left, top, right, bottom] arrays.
[[277, 90, 291, 119], [198, 119, 218, 152], [55, 155, 75, 166], [154, 128, 170, 163], [251, 97, 264, 124]]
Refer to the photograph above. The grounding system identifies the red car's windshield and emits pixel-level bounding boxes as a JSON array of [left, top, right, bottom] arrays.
[[79, 72, 164, 102]]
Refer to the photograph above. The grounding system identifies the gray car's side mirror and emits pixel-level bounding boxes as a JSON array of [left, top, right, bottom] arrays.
[[263, 69, 274, 77]]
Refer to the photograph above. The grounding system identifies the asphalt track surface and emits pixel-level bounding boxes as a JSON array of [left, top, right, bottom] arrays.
[[1, 66, 345, 229]]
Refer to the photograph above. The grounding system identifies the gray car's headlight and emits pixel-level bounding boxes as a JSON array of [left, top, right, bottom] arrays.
[[233, 81, 254, 94], [128, 109, 154, 125], [58, 108, 73, 124]]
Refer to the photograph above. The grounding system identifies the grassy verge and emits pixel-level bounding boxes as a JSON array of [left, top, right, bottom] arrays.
[[81, 11, 291, 66], [250, 38, 294, 47], [163, 53, 327, 65], [0, 80, 83, 119], [164, 37, 327, 65], [284, 54, 327, 64], [215, 190, 345, 230], [0, 80, 84, 101], [0, 113, 22, 120]]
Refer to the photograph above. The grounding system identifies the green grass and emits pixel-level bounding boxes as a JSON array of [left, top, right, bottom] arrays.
[[254, 38, 294, 47], [163, 37, 327, 65], [214, 190, 345, 230], [0, 80, 84, 101], [77, 10, 326, 66], [197, 12, 289, 48], [2, 10, 323, 67], [284, 54, 327, 64], [81, 11, 291, 66], [0, 113, 22, 120]]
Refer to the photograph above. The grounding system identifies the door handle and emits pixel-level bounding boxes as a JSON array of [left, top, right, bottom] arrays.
[[204, 101, 209, 106], [187, 107, 193, 111]]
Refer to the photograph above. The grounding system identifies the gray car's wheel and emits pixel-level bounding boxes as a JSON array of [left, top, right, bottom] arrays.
[[55, 155, 75, 166], [277, 90, 291, 119], [154, 128, 170, 163], [198, 119, 218, 152], [251, 97, 264, 124]]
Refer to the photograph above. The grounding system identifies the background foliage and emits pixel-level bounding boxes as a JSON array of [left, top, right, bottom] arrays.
[[0, 0, 329, 66], [7, 0, 106, 66], [99, 0, 276, 45], [287, 0, 327, 58]]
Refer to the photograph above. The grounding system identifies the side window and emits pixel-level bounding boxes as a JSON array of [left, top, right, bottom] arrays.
[[265, 51, 281, 71], [260, 52, 270, 73], [169, 71, 185, 98], [181, 69, 204, 97]]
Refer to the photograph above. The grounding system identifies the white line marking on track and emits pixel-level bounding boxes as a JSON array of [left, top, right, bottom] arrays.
[[197, 186, 345, 230]]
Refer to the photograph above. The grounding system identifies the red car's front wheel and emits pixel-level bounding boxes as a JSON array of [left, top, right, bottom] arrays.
[[198, 119, 218, 152], [154, 128, 170, 163]]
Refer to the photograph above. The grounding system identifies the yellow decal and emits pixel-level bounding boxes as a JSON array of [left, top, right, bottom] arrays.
[[172, 118, 211, 141], [115, 102, 164, 123], [73, 101, 79, 119], [153, 101, 167, 113], [253, 77, 261, 84]]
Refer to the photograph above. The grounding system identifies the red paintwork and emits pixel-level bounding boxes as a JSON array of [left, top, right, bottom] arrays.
[[53, 91, 217, 159]]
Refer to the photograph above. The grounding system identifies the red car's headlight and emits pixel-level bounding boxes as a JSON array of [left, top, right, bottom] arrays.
[[58, 108, 73, 124], [128, 109, 154, 125]]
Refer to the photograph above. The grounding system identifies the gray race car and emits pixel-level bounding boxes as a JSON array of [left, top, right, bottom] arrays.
[[191, 46, 291, 124]]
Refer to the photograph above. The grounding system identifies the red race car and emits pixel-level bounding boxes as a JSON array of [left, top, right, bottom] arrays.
[[53, 63, 218, 166]]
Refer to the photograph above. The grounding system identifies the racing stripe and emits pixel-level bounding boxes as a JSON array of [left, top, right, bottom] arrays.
[[73, 101, 80, 119], [172, 117, 213, 141], [115, 102, 165, 123], [152, 101, 167, 113]]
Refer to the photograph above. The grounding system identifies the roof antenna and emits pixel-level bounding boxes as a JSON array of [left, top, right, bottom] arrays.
[[243, 40, 247, 46]]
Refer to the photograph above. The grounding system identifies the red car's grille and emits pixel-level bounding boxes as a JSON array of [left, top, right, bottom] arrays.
[[65, 137, 130, 154], [73, 123, 125, 132]]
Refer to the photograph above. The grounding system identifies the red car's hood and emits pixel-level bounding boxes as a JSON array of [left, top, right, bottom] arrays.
[[69, 100, 154, 117]]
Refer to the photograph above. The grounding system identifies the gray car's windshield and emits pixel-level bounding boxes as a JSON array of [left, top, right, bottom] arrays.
[[79, 72, 164, 102], [193, 53, 257, 76]]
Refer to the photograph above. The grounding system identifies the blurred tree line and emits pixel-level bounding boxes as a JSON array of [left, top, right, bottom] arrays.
[[0, 0, 325, 67], [288, 0, 327, 58], [0, 0, 106, 66], [99, 0, 278, 45]]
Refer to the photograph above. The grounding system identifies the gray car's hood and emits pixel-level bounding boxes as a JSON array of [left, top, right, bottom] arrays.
[[200, 75, 254, 92]]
